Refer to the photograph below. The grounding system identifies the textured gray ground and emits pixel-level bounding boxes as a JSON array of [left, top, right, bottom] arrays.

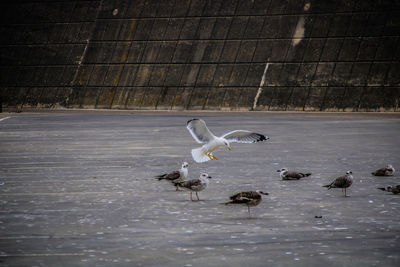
[[0, 111, 399, 266]]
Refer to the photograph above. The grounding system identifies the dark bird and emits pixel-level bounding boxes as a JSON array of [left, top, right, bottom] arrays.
[[377, 185, 400, 194], [221, 190, 269, 217], [176, 173, 211, 201], [372, 164, 395, 176], [155, 162, 188, 191], [277, 168, 312, 180], [323, 171, 353, 197]]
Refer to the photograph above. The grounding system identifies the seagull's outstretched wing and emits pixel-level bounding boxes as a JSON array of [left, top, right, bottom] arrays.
[[187, 119, 216, 144], [221, 130, 268, 143]]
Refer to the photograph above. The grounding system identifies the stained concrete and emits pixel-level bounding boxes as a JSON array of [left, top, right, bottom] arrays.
[[0, 111, 399, 266], [2, 0, 400, 111]]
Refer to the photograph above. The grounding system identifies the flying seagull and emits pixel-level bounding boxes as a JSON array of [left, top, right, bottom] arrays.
[[186, 118, 269, 163], [221, 190, 269, 217], [323, 171, 353, 197], [277, 168, 312, 180], [372, 164, 395, 176], [377, 185, 400, 194], [176, 172, 212, 201], [155, 162, 188, 191]]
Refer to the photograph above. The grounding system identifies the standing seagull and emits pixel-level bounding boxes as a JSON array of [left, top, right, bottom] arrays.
[[176, 173, 212, 201], [372, 164, 395, 176], [155, 162, 189, 191], [221, 190, 269, 217], [377, 185, 400, 194], [323, 171, 353, 197], [186, 118, 269, 163], [277, 168, 312, 180]]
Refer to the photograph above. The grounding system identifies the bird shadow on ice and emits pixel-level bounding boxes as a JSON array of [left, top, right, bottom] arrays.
[[222, 216, 268, 221]]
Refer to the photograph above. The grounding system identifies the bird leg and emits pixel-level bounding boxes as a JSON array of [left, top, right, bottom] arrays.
[[207, 153, 213, 160], [248, 206, 251, 217], [196, 192, 200, 201], [190, 192, 194, 201], [344, 188, 348, 197], [212, 155, 218, 160]]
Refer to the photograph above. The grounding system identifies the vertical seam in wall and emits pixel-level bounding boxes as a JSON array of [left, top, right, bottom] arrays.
[[359, 12, 389, 111], [204, 1, 239, 110], [230, 14, 252, 110], [118, 2, 148, 109], [337, 0, 361, 111], [23, 0, 66, 109], [286, 0, 308, 111], [70, 0, 104, 108], [303, 11, 336, 111], [185, 2, 209, 110], [252, 62, 269, 110], [123, 3, 152, 109], [251, 0, 273, 111], [156, 0, 189, 110], [20, 2, 46, 109], [300, 7, 321, 111], [268, 1, 300, 111], [149, 5, 176, 110], [54, 2, 78, 107], [215, 0, 242, 110], [137, 19, 159, 109], [95, 17, 126, 108], [378, 37, 400, 111], [335, 10, 357, 110], [106, 10, 131, 109], [169, 0, 194, 110], [319, 1, 341, 111], [354, 11, 373, 111], [241, 20, 265, 110], [267, 41, 292, 111]]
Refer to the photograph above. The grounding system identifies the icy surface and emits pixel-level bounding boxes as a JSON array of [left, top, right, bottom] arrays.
[[0, 111, 399, 266]]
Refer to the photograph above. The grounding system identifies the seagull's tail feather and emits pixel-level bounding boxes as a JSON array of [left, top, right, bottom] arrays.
[[303, 173, 312, 177], [377, 187, 386, 191], [220, 201, 233, 205], [155, 174, 166, 181], [322, 184, 332, 189], [191, 147, 211, 163]]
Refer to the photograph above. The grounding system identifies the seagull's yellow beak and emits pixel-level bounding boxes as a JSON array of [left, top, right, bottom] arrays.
[[228, 146, 232, 151]]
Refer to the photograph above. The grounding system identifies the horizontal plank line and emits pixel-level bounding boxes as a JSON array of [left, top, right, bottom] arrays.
[[1, 9, 397, 26], [1, 35, 398, 47], [0, 253, 86, 257], [0, 60, 397, 68], [0, 192, 124, 196], [2, 85, 399, 89]]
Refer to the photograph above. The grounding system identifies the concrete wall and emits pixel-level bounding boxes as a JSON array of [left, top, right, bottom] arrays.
[[1, 0, 399, 111]]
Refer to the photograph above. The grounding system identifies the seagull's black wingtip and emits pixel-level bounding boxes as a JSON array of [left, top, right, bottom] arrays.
[[187, 118, 199, 125], [255, 134, 269, 142]]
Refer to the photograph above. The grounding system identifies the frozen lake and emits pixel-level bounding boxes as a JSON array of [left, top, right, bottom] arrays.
[[0, 111, 399, 266]]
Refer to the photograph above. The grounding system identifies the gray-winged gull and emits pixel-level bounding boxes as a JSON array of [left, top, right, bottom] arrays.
[[323, 171, 353, 197], [176, 172, 212, 201], [186, 118, 269, 163], [221, 190, 269, 217], [277, 168, 312, 180], [155, 162, 188, 191], [377, 185, 400, 194], [372, 164, 395, 176]]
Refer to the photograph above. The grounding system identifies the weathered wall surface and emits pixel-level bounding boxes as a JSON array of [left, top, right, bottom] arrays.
[[1, 0, 399, 111]]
